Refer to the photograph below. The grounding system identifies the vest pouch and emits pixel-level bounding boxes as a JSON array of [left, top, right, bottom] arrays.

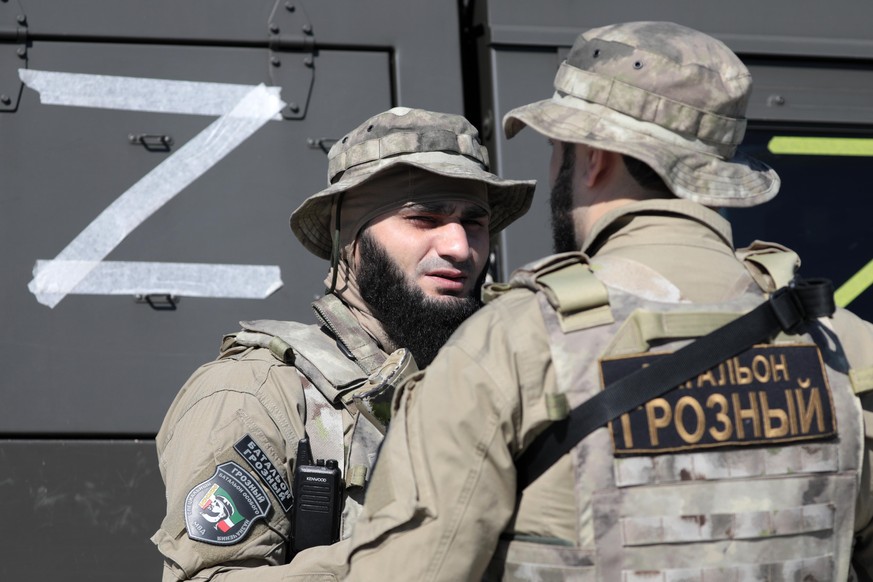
[[521, 256, 864, 581], [592, 466, 856, 580]]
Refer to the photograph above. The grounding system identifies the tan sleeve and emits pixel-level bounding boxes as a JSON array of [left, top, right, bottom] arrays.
[[831, 308, 873, 581], [345, 291, 553, 581], [152, 349, 308, 580]]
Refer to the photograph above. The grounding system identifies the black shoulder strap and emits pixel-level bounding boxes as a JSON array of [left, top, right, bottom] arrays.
[[516, 278, 836, 491]]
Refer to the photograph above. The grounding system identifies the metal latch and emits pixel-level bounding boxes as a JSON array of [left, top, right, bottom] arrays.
[[307, 137, 338, 154], [135, 294, 180, 311], [267, 0, 315, 120], [129, 133, 174, 151]]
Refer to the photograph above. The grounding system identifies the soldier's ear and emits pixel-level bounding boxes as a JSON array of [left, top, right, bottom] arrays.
[[583, 147, 616, 189]]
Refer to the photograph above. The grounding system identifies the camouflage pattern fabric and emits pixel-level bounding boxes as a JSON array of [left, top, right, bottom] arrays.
[[335, 200, 873, 581], [152, 295, 388, 581], [504, 21, 780, 208], [291, 107, 535, 260]]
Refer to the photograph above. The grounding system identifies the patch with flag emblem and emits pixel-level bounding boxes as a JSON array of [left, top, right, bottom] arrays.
[[184, 461, 272, 545]]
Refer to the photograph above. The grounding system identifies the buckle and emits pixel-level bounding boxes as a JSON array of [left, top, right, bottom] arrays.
[[769, 286, 804, 334]]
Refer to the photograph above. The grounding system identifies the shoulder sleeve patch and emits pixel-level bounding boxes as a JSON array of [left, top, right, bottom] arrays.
[[234, 434, 294, 513], [184, 461, 272, 546]]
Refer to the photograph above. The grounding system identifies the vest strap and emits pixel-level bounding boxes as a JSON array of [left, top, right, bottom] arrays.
[[538, 262, 613, 333], [605, 310, 746, 356], [302, 377, 346, 475], [347, 465, 369, 488], [545, 393, 569, 421], [850, 367, 873, 395]]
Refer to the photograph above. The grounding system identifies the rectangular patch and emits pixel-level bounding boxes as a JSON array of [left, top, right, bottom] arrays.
[[234, 435, 294, 513], [601, 344, 837, 456]]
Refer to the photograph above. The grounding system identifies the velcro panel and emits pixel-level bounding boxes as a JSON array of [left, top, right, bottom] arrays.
[[621, 503, 833, 546], [621, 554, 832, 582]]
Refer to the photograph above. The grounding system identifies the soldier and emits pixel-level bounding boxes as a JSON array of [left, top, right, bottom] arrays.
[[339, 22, 873, 580], [150, 107, 535, 580]]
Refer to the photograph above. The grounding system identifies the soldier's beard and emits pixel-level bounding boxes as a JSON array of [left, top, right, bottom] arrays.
[[357, 232, 483, 367], [551, 143, 577, 254]]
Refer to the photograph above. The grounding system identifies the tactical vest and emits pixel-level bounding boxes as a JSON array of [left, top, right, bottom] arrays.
[[487, 247, 867, 581], [231, 294, 415, 540]]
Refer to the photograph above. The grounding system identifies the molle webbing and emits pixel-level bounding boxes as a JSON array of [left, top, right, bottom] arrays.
[[312, 294, 387, 374]]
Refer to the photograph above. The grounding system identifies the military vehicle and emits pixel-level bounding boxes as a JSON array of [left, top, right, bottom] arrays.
[[2, 1, 871, 578]]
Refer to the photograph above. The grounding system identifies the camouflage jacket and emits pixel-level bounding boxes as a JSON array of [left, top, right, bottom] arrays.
[[338, 200, 873, 581], [151, 294, 390, 581]]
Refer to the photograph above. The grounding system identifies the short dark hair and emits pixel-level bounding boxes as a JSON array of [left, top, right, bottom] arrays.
[[621, 155, 672, 195]]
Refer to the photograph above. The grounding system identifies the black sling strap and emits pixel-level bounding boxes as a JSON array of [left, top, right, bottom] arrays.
[[516, 278, 836, 491]]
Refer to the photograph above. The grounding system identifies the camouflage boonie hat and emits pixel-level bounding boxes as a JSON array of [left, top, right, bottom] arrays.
[[291, 107, 536, 260], [503, 21, 779, 208]]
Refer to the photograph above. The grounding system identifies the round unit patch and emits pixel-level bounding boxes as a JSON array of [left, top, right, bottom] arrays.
[[184, 461, 272, 545]]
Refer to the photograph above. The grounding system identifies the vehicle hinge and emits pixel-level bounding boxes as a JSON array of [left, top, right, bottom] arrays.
[[0, 0, 27, 112], [267, 0, 315, 120]]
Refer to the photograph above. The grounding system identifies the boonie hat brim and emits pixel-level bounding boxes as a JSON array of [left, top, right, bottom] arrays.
[[503, 21, 780, 208], [291, 152, 535, 260], [505, 97, 779, 208]]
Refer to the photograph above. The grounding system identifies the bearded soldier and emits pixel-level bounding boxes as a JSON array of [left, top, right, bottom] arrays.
[[337, 22, 873, 580], [151, 107, 535, 581]]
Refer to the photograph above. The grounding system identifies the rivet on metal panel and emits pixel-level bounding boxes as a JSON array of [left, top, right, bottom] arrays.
[[304, 56, 313, 68], [288, 102, 299, 113], [271, 56, 281, 67], [768, 95, 786, 107], [0, 95, 10, 105], [16, 47, 25, 58], [285, 3, 296, 11], [302, 23, 313, 34], [269, 22, 280, 34], [16, 14, 26, 25]]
